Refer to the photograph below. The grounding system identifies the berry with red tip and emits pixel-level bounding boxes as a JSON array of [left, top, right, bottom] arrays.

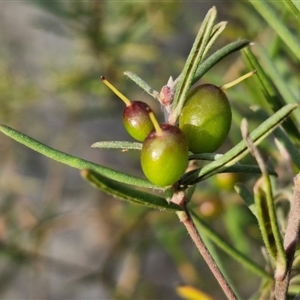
[[101, 76, 154, 141]]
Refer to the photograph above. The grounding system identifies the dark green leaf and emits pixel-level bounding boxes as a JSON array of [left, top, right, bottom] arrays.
[[81, 169, 182, 212], [192, 39, 250, 85], [242, 47, 300, 147]]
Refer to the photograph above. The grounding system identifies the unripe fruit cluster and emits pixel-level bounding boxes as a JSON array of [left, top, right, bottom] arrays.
[[102, 77, 232, 187]]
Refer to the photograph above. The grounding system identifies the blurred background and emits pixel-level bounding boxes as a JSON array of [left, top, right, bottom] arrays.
[[0, 1, 294, 299]]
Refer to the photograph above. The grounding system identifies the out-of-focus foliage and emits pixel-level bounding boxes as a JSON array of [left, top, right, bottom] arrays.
[[0, 1, 299, 299]]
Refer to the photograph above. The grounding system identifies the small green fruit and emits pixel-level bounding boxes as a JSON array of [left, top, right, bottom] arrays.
[[179, 84, 232, 153], [123, 101, 154, 142], [101, 76, 154, 141], [141, 124, 189, 187]]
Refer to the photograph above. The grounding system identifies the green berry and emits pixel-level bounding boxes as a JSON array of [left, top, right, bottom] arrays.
[[179, 84, 232, 153], [141, 124, 189, 187], [122, 101, 154, 142]]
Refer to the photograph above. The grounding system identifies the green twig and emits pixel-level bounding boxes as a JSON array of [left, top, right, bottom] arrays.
[[190, 210, 272, 280], [172, 191, 239, 300]]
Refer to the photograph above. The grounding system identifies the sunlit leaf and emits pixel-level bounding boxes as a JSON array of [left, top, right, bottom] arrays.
[[171, 7, 217, 122], [0, 125, 158, 189], [91, 141, 142, 150]]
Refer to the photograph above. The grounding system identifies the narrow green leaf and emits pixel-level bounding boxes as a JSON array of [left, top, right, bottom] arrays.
[[91, 141, 142, 150], [197, 226, 241, 299], [242, 47, 300, 146], [234, 183, 256, 216], [202, 21, 227, 59], [254, 181, 284, 264], [189, 153, 223, 161], [184, 164, 277, 181], [250, 1, 300, 61], [189, 153, 277, 176], [171, 7, 217, 123], [123, 71, 160, 100], [190, 210, 272, 280], [254, 45, 300, 121], [284, 0, 300, 25], [220, 164, 277, 176], [180, 103, 298, 186], [273, 127, 300, 171], [192, 39, 250, 85], [242, 120, 286, 274], [254, 108, 300, 171], [291, 0, 300, 11], [81, 169, 182, 212], [0, 125, 158, 189]]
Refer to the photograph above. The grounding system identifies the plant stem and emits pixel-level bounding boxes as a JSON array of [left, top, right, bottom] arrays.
[[274, 174, 300, 299], [241, 119, 286, 276], [173, 191, 238, 300], [190, 210, 272, 280]]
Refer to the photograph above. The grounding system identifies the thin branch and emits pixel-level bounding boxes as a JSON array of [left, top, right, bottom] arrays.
[[274, 174, 300, 299], [172, 191, 239, 300]]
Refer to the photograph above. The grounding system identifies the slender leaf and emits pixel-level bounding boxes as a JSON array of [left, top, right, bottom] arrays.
[[202, 21, 227, 59], [254, 108, 300, 170], [123, 71, 160, 100], [81, 169, 182, 212], [254, 45, 300, 121], [291, 0, 300, 11], [234, 183, 256, 216], [190, 210, 272, 280], [242, 47, 300, 146], [219, 164, 277, 176], [184, 164, 277, 181], [92, 141, 142, 150], [171, 7, 217, 122], [180, 103, 298, 186], [0, 125, 158, 189], [192, 39, 250, 85], [284, 0, 300, 24], [254, 182, 280, 261], [250, 1, 300, 61], [242, 120, 286, 275], [189, 153, 223, 161], [199, 228, 241, 299]]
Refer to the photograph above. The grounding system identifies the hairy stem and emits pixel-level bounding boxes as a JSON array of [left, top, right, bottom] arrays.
[[172, 191, 238, 300], [274, 174, 300, 299]]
